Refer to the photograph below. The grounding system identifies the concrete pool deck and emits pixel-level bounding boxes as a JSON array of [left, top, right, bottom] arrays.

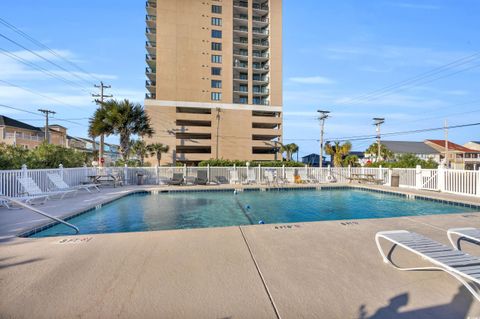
[[1, 184, 480, 318]]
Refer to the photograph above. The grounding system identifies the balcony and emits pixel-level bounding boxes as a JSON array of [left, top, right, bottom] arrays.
[[252, 16, 269, 24], [146, 1, 156, 15], [146, 80, 156, 92], [145, 93, 156, 99], [252, 99, 270, 106], [252, 2, 269, 12], [252, 28, 269, 36], [233, 61, 248, 69], [233, 86, 248, 93], [145, 67, 156, 79], [145, 27, 156, 41], [4, 132, 44, 141], [233, 38, 248, 47], [234, 98, 249, 105], [252, 64, 269, 72], [253, 87, 269, 95], [233, 14, 249, 21], [233, 75, 249, 82], [233, 26, 249, 33], [252, 75, 269, 83], [233, 50, 248, 57], [233, 1, 248, 8], [253, 39, 269, 48], [146, 41, 156, 54]]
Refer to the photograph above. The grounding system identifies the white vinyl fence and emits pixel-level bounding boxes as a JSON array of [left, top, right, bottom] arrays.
[[0, 164, 479, 198]]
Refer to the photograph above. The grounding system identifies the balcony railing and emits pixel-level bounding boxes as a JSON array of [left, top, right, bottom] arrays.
[[146, 15, 156, 21], [146, 41, 156, 48], [253, 75, 269, 82], [145, 93, 156, 99], [252, 3, 269, 11], [233, 26, 249, 33], [146, 54, 157, 61], [252, 28, 269, 35], [233, 76, 249, 81], [233, 1, 248, 8], [146, 67, 156, 74], [252, 16, 269, 23], [253, 51, 269, 58], [233, 50, 248, 57], [253, 99, 270, 105], [253, 39, 269, 47], [4, 132, 44, 141], [146, 80, 156, 87], [233, 14, 248, 21], [253, 64, 269, 71], [233, 38, 248, 45], [233, 86, 248, 93], [234, 99, 249, 104], [146, 28, 156, 34], [233, 62, 248, 69], [146, 1, 157, 8], [253, 87, 269, 94]]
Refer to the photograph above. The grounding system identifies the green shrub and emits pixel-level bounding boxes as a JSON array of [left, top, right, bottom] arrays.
[[198, 158, 305, 167]]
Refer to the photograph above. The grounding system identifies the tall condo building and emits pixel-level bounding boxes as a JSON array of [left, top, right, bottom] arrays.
[[144, 0, 282, 165]]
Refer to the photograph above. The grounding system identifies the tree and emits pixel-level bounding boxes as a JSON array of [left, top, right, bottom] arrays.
[[365, 143, 394, 161], [343, 155, 360, 167], [89, 99, 154, 160], [280, 143, 299, 161], [148, 143, 170, 166], [131, 140, 149, 166], [325, 141, 352, 167]]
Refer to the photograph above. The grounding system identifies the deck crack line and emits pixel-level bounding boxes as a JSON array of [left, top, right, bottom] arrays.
[[238, 226, 282, 319], [403, 216, 446, 232]]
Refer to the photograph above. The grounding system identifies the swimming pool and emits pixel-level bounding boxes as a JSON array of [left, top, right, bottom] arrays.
[[29, 188, 478, 237]]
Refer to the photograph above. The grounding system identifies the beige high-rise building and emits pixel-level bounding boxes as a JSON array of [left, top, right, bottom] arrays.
[[144, 0, 282, 165]]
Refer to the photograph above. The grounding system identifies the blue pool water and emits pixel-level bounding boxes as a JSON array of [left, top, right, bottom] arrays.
[[30, 189, 478, 237]]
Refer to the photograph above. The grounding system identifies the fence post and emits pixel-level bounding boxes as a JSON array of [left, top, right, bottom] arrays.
[[258, 164, 261, 183], [388, 168, 392, 186], [21, 164, 28, 178], [183, 164, 187, 178], [379, 165, 382, 180], [476, 170, 480, 196], [59, 164, 64, 179], [437, 165, 445, 192], [207, 164, 210, 183], [155, 165, 159, 184], [124, 164, 128, 185], [282, 164, 285, 180], [415, 165, 422, 189], [348, 165, 351, 179], [83, 163, 88, 182]]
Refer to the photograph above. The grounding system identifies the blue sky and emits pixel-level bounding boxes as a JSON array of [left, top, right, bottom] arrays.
[[0, 0, 479, 157]]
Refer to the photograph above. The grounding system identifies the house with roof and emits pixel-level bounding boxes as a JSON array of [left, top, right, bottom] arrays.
[[425, 140, 480, 170], [301, 153, 327, 167], [382, 140, 440, 161], [464, 141, 480, 152], [0, 115, 67, 149]]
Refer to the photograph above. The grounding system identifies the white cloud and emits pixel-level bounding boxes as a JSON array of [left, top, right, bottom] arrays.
[[289, 76, 335, 85]]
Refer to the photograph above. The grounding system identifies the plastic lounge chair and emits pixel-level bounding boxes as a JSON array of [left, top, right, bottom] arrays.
[[229, 170, 240, 184], [264, 171, 278, 186], [299, 171, 312, 184], [214, 176, 229, 184], [448, 228, 480, 250], [18, 177, 77, 199], [47, 173, 100, 193], [285, 171, 295, 183], [195, 170, 209, 185], [0, 194, 48, 209], [168, 173, 184, 186], [375, 230, 480, 302], [244, 170, 257, 184]]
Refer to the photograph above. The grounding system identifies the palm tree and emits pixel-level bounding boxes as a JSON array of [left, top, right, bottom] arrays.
[[280, 143, 299, 161], [325, 141, 352, 167], [88, 106, 114, 164], [131, 140, 149, 166], [148, 143, 170, 166], [89, 99, 154, 160], [365, 143, 394, 161]]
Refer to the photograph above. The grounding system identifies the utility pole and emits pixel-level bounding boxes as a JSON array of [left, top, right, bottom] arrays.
[[38, 109, 56, 143], [444, 119, 449, 168], [317, 110, 330, 168], [215, 108, 221, 159], [92, 81, 112, 167], [373, 117, 385, 162]]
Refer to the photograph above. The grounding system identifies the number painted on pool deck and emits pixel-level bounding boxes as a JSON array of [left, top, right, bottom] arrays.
[[340, 221, 359, 226], [462, 214, 479, 218], [56, 237, 93, 244], [274, 224, 302, 230]]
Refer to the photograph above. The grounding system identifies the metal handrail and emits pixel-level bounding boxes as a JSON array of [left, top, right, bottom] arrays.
[[1, 196, 79, 234]]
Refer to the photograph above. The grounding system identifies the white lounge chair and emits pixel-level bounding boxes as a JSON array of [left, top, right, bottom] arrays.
[[18, 177, 77, 199], [229, 170, 240, 184], [448, 227, 480, 250], [264, 171, 278, 186], [375, 230, 480, 302], [285, 171, 295, 183], [0, 194, 48, 209], [47, 173, 100, 193], [244, 170, 257, 184], [299, 171, 312, 184]]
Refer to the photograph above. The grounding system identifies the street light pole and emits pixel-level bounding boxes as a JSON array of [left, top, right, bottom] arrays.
[[317, 110, 330, 168], [373, 117, 385, 162]]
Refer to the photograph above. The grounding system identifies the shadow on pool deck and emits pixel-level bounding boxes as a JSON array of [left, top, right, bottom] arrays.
[[358, 286, 474, 319]]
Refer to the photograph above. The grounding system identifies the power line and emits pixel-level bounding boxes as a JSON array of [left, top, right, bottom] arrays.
[[0, 103, 86, 127], [0, 79, 89, 110], [0, 48, 91, 93], [0, 17, 101, 83], [325, 51, 480, 111], [0, 32, 93, 88]]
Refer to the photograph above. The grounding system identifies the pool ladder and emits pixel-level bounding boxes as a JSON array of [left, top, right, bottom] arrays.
[[1, 196, 79, 234]]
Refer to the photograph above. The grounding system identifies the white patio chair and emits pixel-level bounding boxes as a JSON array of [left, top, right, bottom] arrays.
[[285, 171, 295, 183], [0, 194, 48, 209], [229, 170, 240, 184], [299, 171, 313, 184], [18, 177, 77, 199], [376, 230, 480, 302], [244, 170, 257, 184], [47, 173, 100, 193], [447, 228, 480, 250]]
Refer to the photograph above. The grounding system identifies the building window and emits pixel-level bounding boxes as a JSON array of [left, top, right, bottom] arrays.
[[211, 80, 222, 88], [211, 92, 222, 101], [212, 5, 222, 14], [211, 55, 222, 63], [211, 17, 222, 26], [211, 42, 222, 51], [211, 67, 222, 76], [211, 30, 222, 38]]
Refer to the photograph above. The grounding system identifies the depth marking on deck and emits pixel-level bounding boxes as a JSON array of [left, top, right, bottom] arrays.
[[274, 224, 302, 230], [340, 221, 359, 226], [56, 237, 93, 244], [462, 214, 479, 218]]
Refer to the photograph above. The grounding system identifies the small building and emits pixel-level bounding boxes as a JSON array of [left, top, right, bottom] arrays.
[[380, 140, 440, 162], [0, 115, 67, 149], [464, 141, 480, 152], [301, 154, 327, 167], [425, 140, 480, 170]]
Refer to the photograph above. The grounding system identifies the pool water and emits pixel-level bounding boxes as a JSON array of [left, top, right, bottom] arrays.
[[30, 189, 478, 237]]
